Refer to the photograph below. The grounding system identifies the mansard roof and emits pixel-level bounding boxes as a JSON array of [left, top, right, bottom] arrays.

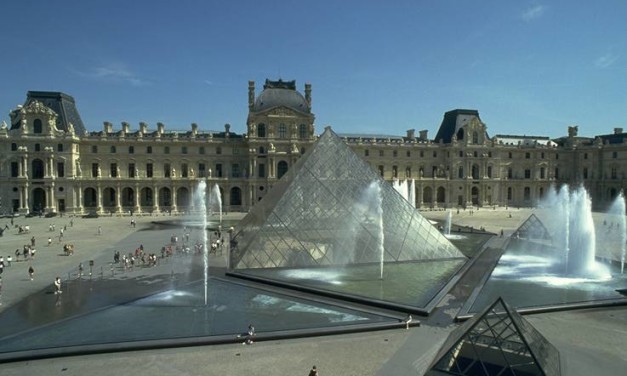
[[434, 109, 481, 144], [24, 91, 87, 136]]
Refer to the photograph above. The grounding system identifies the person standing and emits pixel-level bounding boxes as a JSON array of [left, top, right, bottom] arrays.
[[28, 265, 34, 280], [308, 366, 318, 376], [31, 236, 36, 247], [54, 276, 62, 294]]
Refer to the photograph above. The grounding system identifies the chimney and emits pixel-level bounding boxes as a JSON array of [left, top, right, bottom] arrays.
[[614, 127, 623, 135], [406, 129, 416, 141], [248, 81, 255, 110], [139, 122, 148, 134], [103, 121, 113, 133], [122, 122, 130, 133], [305, 83, 312, 108], [191, 123, 198, 136], [224, 123, 231, 137], [157, 122, 165, 134], [419, 130, 428, 141]]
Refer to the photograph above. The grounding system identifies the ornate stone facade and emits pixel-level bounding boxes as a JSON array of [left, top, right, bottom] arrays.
[[0, 80, 626, 216]]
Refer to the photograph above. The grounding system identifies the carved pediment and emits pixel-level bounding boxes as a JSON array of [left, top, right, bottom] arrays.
[[23, 100, 58, 118], [266, 106, 300, 117]]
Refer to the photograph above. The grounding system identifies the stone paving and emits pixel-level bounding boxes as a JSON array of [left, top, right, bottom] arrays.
[[0, 208, 625, 375]]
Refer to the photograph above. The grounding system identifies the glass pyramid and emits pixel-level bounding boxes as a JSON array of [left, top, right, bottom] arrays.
[[429, 297, 561, 376], [514, 214, 552, 241], [229, 127, 464, 270]]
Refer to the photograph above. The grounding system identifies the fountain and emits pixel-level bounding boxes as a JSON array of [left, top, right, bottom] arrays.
[[208, 183, 223, 225], [193, 180, 210, 305], [606, 190, 626, 274], [444, 210, 452, 235], [408, 179, 415, 208]]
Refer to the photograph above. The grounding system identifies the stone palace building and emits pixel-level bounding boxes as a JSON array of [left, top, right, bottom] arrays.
[[0, 79, 626, 215]]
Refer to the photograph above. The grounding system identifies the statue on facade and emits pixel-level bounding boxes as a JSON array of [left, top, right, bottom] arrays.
[[190, 168, 195, 178], [76, 160, 82, 176], [0, 120, 7, 130]]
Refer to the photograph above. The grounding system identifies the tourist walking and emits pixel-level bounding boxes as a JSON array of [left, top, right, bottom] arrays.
[[28, 266, 34, 280], [308, 365, 318, 376]]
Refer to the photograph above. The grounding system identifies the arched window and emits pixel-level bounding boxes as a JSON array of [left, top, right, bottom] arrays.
[[230, 187, 242, 206], [257, 123, 266, 138], [11, 143, 17, 151], [456, 128, 464, 141], [277, 161, 288, 178], [33, 119, 43, 134]]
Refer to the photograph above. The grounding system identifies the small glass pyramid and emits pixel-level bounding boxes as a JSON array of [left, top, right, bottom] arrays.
[[429, 297, 561, 376]]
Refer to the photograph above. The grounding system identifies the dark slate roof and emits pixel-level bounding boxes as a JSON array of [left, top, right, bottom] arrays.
[[434, 109, 480, 144], [252, 79, 309, 113], [595, 132, 627, 145], [25, 91, 87, 136]]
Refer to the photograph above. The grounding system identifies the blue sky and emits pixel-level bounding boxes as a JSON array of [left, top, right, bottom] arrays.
[[1, 0, 626, 138]]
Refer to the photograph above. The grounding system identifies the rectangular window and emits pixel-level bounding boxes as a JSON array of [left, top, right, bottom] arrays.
[[11, 162, 20, 178], [509, 152, 513, 159], [216, 163, 223, 178], [378, 165, 384, 177], [525, 152, 530, 159], [258, 163, 265, 178], [232, 163, 240, 178], [583, 168, 588, 179], [199, 146, 205, 155], [379, 150, 384, 157], [216, 147, 222, 155], [299, 124, 307, 139], [487, 166, 492, 178], [433, 151, 437, 158], [508, 168, 513, 179], [611, 167, 617, 179], [57, 144, 63, 152], [110, 146, 116, 153], [129, 146, 134, 154], [613, 151, 618, 159], [129, 163, 136, 178], [420, 151, 424, 157], [164, 146, 170, 154], [182, 146, 188, 154], [92, 163, 99, 178], [584, 153, 588, 160], [232, 147, 239, 155], [57, 162, 65, 177], [406, 151, 411, 157], [147, 146, 152, 154], [278, 124, 287, 138], [91, 145, 98, 153], [540, 167, 546, 179], [393, 150, 398, 158], [364, 149, 369, 157], [555, 154, 559, 160], [541, 152, 545, 159], [198, 163, 206, 178], [182, 163, 188, 178], [554, 167, 559, 179], [164, 163, 171, 178], [525, 169, 531, 179], [110, 163, 117, 178], [147, 163, 153, 178]]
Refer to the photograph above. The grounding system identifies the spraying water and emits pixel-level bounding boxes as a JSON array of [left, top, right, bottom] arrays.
[[445, 210, 452, 235], [194, 180, 210, 305], [408, 179, 416, 208], [209, 184, 223, 224], [607, 190, 627, 274], [372, 182, 385, 280]]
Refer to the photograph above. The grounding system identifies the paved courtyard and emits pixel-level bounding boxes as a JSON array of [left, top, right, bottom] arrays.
[[0, 208, 625, 375]]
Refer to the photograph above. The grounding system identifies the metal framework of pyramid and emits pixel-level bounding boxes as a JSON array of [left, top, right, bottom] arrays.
[[229, 127, 464, 270], [429, 297, 561, 376], [515, 214, 552, 241]]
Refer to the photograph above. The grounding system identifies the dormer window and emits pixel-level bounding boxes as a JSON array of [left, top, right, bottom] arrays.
[[33, 119, 43, 134], [257, 123, 266, 138]]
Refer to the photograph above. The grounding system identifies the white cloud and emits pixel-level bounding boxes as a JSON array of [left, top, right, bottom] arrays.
[[595, 53, 618, 69], [521, 4, 546, 21], [76, 63, 146, 86]]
